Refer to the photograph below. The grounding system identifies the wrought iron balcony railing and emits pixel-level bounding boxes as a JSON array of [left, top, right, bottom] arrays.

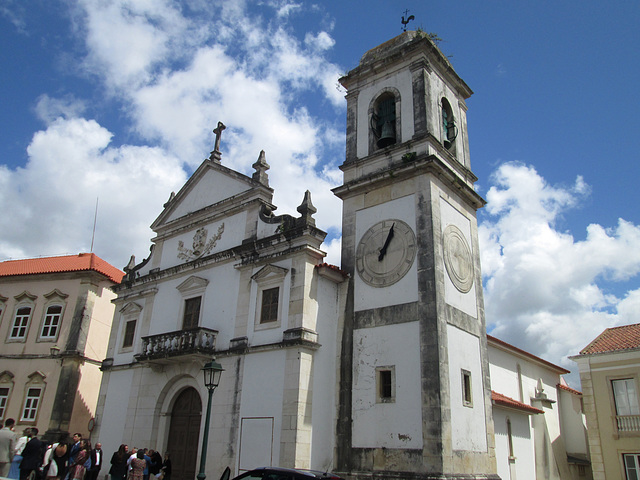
[[136, 327, 218, 362], [616, 414, 640, 433]]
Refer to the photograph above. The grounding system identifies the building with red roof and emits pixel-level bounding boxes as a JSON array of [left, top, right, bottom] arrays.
[[488, 334, 590, 479], [572, 323, 640, 480], [0, 253, 123, 441]]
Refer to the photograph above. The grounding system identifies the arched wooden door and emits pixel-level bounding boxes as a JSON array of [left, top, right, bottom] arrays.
[[167, 387, 202, 480]]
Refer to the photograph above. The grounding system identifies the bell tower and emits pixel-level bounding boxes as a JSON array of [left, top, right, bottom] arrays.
[[333, 31, 499, 479]]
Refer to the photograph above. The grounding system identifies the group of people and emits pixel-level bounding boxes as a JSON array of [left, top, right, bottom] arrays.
[[0, 420, 104, 480], [108, 445, 171, 480], [0, 419, 169, 480]]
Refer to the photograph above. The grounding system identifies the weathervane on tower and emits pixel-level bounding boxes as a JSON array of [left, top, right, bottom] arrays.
[[401, 10, 415, 32]]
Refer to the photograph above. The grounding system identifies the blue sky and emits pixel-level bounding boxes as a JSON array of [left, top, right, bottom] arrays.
[[1, 0, 639, 381]]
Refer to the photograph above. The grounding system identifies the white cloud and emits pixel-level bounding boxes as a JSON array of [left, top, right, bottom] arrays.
[[305, 31, 335, 51], [77, 0, 189, 90], [0, 117, 186, 267], [480, 162, 640, 377], [34, 94, 86, 123]]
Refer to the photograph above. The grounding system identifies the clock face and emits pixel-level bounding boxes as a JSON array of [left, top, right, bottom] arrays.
[[356, 219, 417, 287], [442, 224, 474, 293]]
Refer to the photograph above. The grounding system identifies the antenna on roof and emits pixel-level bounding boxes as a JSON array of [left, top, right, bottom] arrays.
[[90, 197, 99, 253], [401, 10, 415, 32]]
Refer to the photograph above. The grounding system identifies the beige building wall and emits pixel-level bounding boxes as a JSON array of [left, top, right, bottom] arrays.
[[0, 261, 119, 441], [575, 350, 640, 480]]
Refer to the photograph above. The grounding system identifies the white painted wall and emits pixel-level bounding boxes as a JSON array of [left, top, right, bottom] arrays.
[[310, 275, 341, 470], [98, 368, 134, 457], [446, 324, 487, 451], [352, 321, 422, 449], [558, 389, 589, 455], [493, 409, 536, 480], [354, 194, 418, 312], [238, 350, 286, 471], [166, 168, 249, 222]]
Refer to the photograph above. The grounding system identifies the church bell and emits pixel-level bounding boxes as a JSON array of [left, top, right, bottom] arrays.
[[377, 120, 396, 148]]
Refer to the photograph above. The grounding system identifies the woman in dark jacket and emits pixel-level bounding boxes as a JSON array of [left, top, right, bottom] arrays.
[[161, 453, 171, 480], [108, 445, 129, 480]]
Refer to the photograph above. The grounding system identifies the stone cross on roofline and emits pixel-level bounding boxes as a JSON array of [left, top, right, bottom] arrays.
[[209, 121, 226, 162]]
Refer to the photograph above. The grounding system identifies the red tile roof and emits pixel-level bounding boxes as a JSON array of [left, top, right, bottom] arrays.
[[0, 253, 124, 284], [492, 391, 544, 415], [579, 323, 640, 355], [557, 383, 582, 395], [315, 263, 349, 278], [487, 334, 570, 374]]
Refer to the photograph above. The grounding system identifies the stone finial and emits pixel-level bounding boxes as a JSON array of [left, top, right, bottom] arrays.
[[252, 150, 270, 186], [209, 121, 226, 162], [164, 191, 175, 207], [124, 255, 136, 273], [535, 378, 547, 399], [297, 190, 317, 226]]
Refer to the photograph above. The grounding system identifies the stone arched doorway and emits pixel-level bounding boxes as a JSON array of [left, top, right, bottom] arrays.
[[166, 387, 202, 480]]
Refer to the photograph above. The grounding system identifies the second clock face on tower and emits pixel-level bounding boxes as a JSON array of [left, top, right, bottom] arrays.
[[356, 219, 417, 287]]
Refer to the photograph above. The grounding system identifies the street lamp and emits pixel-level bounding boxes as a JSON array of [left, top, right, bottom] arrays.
[[197, 358, 224, 480]]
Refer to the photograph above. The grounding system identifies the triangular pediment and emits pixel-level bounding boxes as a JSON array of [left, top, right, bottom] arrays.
[[252, 265, 289, 283], [0, 371, 15, 383], [120, 302, 143, 315], [151, 159, 272, 232], [176, 275, 209, 294]]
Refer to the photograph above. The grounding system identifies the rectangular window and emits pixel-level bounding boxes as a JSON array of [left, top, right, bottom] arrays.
[[41, 305, 63, 338], [122, 319, 137, 348], [21, 387, 41, 422], [380, 370, 392, 399], [624, 454, 640, 480], [613, 379, 640, 416], [260, 287, 279, 324], [462, 369, 473, 407], [0, 387, 9, 419], [183, 296, 202, 329], [376, 366, 395, 403], [11, 306, 32, 339]]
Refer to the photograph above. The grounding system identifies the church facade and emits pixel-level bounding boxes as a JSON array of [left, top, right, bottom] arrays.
[[94, 32, 587, 480]]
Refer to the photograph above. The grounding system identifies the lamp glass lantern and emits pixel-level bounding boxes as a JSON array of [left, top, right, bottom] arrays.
[[202, 359, 224, 391]]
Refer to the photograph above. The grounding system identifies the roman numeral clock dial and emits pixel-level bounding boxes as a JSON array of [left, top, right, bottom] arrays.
[[356, 219, 417, 287]]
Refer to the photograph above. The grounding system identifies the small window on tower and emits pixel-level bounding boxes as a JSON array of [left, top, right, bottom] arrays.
[[372, 93, 397, 149], [441, 98, 457, 150], [462, 369, 473, 407], [376, 366, 395, 403]]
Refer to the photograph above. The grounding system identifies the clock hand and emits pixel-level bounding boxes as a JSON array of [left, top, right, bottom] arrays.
[[378, 223, 395, 261]]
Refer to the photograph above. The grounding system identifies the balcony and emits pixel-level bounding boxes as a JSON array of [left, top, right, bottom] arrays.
[[616, 414, 640, 433], [135, 327, 218, 365]]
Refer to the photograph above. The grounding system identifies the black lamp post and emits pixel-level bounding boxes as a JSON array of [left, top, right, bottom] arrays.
[[197, 358, 224, 480]]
